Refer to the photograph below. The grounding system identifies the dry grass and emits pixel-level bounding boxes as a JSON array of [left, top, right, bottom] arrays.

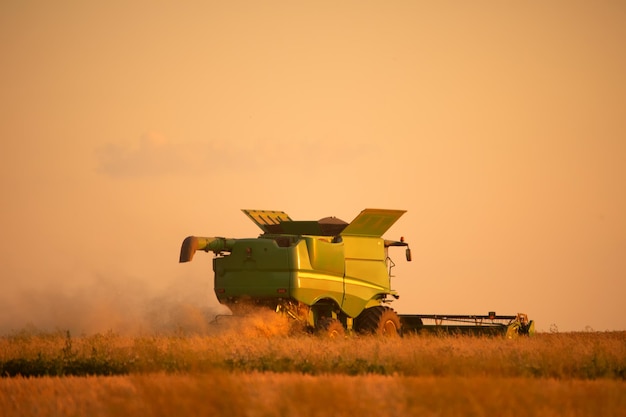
[[0, 372, 624, 417], [1, 314, 625, 416], [1, 320, 624, 379]]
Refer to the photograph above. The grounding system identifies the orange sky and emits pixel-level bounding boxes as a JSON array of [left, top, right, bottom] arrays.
[[1, 1, 625, 333]]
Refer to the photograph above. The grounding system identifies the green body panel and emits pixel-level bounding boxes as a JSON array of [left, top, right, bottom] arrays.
[[289, 238, 345, 308], [341, 236, 391, 317], [214, 237, 348, 312], [213, 234, 395, 318], [303, 237, 344, 276], [214, 238, 293, 300]]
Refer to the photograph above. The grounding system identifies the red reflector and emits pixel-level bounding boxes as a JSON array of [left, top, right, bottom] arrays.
[[277, 288, 287, 294]]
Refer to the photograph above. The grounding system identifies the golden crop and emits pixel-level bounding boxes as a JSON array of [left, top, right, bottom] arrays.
[[1, 313, 625, 416]]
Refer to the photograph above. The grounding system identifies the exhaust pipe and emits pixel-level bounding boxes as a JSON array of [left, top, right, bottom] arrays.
[[179, 236, 236, 262]]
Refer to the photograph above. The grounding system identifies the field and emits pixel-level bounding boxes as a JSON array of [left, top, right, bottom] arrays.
[[1, 312, 625, 417]]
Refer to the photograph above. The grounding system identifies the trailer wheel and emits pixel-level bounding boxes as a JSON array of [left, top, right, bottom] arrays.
[[317, 318, 346, 338], [356, 306, 401, 337]]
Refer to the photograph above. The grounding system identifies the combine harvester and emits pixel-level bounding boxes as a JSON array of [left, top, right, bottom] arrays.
[[180, 209, 534, 338]]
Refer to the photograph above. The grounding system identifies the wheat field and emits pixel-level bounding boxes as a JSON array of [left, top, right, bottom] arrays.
[[2, 372, 625, 417], [1, 312, 625, 416]]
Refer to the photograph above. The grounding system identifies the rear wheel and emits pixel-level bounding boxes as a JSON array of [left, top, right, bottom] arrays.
[[317, 318, 346, 338], [356, 306, 401, 337]]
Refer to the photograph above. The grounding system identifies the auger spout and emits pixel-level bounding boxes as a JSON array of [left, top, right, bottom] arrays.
[[179, 236, 236, 262]]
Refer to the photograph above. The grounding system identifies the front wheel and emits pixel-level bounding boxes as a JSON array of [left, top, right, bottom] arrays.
[[355, 306, 401, 337]]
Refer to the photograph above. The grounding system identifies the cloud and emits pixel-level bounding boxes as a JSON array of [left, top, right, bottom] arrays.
[[96, 133, 372, 179], [96, 131, 198, 178]]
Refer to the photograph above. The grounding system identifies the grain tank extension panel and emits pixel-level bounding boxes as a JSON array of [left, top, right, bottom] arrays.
[[340, 209, 406, 237]]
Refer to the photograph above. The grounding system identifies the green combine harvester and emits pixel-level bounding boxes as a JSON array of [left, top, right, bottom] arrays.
[[180, 209, 534, 337]]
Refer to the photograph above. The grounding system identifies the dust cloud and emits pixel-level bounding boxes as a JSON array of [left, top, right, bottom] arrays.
[[0, 270, 299, 338], [0, 274, 234, 336]]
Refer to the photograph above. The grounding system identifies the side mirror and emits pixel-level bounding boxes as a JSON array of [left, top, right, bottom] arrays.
[[406, 248, 412, 262]]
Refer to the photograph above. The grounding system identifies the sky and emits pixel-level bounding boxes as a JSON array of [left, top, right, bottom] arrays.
[[1, 1, 625, 334]]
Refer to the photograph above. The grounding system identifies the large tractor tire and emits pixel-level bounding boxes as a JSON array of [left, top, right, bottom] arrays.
[[317, 318, 346, 338], [355, 306, 401, 337]]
